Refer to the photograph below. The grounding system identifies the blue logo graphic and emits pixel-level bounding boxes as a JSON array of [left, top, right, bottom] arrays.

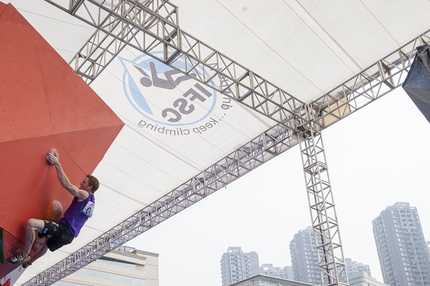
[[120, 52, 218, 127]]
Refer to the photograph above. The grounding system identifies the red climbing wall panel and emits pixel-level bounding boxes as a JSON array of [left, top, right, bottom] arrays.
[[0, 2, 124, 275]]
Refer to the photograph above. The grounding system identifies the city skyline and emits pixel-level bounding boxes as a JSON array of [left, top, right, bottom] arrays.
[[221, 240, 374, 285], [218, 200, 430, 286], [220, 241, 380, 286]]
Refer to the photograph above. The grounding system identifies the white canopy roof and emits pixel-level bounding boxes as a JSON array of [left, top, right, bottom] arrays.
[[6, 0, 430, 284]]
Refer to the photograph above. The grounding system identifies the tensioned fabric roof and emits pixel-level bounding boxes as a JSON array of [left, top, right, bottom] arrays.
[[8, 0, 430, 284]]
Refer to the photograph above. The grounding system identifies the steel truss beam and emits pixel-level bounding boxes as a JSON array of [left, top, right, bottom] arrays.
[[44, 0, 430, 131], [57, 0, 180, 83], [45, 0, 307, 132], [22, 124, 300, 286], [312, 32, 430, 128], [300, 105, 347, 286]]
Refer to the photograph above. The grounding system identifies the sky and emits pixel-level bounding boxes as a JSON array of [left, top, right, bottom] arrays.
[[125, 87, 430, 285]]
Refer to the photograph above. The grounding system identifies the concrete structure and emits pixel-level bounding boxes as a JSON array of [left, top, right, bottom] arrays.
[[231, 274, 315, 286], [345, 258, 371, 278], [289, 227, 321, 285], [283, 266, 294, 280], [348, 271, 388, 286], [260, 264, 291, 279], [52, 246, 159, 286], [220, 247, 260, 286], [372, 202, 430, 285]]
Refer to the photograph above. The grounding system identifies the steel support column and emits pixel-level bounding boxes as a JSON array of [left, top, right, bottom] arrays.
[[299, 104, 348, 286]]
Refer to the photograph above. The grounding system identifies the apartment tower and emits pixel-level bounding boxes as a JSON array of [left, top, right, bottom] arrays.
[[220, 247, 260, 286], [372, 202, 430, 285], [289, 226, 321, 285]]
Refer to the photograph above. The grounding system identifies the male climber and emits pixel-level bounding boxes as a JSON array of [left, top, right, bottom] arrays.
[[7, 150, 99, 266]]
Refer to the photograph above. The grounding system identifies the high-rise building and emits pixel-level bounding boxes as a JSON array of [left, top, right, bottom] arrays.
[[289, 226, 321, 285], [372, 202, 430, 286], [345, 258, 371, 278], [52, 246, 159, 286], [220, 247, 260, 286], [283, 266, 294, 280], [260, 264, 290, 279]]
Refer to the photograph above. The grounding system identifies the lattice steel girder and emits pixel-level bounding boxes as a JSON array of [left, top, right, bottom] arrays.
[[46, 1, 430, 134], [22, 123, 300, 285], [312, 31, 430, 129], [47, 0, 179, 78], [46, 0, 430, 133], [300, 112, 348, 286], [45, 0, 308, 131]]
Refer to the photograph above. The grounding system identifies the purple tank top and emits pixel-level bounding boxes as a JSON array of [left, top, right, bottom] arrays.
[[59, 194, 95, 237]]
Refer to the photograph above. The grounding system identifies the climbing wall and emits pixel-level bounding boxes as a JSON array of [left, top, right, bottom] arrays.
[[0, 2, 124, 277]]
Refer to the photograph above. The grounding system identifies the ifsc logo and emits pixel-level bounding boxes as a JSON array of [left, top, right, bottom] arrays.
[[119, 52, 231, 136]]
